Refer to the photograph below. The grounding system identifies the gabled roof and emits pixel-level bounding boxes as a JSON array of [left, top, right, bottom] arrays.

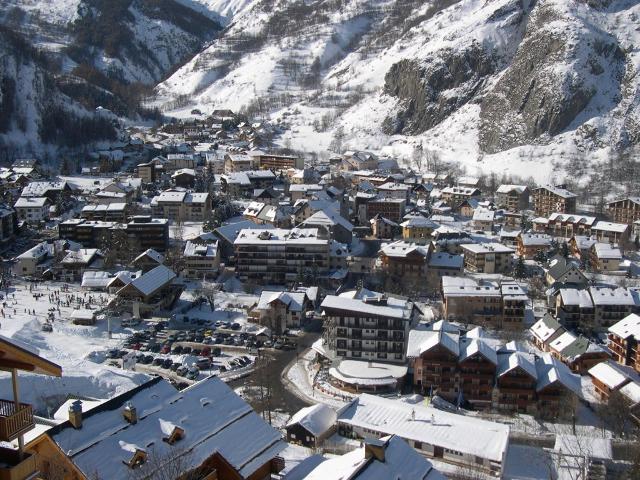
[[535, 353, 582, 395], [47, 376, 285, 479], [459, 338, 498, 365], [530, 314, 565, 343], [123, 265, 175, 297], [134, 249, 164, 265], [286, 404, 336, 437], [497, 351, 537, 379]]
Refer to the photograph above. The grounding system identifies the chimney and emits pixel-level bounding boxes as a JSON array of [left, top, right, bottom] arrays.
[[68, 400, 83, 429], [123, 402, 137, 424], [364, 438, 387, 462]]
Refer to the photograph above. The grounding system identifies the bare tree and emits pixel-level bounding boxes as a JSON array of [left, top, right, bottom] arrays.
[[126, 446, 200, 480]]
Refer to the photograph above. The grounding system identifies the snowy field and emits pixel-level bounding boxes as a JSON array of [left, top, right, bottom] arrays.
[[0, 280, 150, 413]]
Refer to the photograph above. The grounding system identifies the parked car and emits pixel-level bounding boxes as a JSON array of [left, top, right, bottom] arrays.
[[170, 363, 180, 372], [172, 345, 183, 354], [162, 358, 173, 369], [142, 355, 154, 364], [201, 347, 211, 357], [186, 367, 199, 380], [152, 357, 164, 366], [182, 346, 192, 354], [160, 344, 171, 354], [176, 366, 188, 376], [196, 358, 211, 369]]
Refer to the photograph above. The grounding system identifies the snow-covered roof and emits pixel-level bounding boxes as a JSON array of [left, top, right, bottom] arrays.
[[15, 196, 48, 208], [256, 290, 306, 312], [379, 241, 429, 258], [461, 243, 515, 254], [321, 294, 412, 320], [285, 435, 445, 480], [559, 289, 593, 308], [519, 233, 552, 246], [134, 249, 164, 265], [400, 216, 439, 229], [428, 252, 464, 269], [337, 394, 509, 463], [609, 314, 640, 340], [592, 221, 629, 234], [183, 241, 217, 258], [497, 351, 537, 379], [81, 271, 113, 289], [330, 361, 407, 388], [548, 212, 596, 225], [48, 377, 285, 479], [442, 277, 501, 298], [61, 249, 100, 265], [536, 353, 582, 395], [589, 286, 635, 306], [496, 184, 527, 194], [530, 315, 564, 343], [472, 208, 495, 222], [286, 404, 336, 437], [593, 242, 622, 259], [620, 382, 640, 404], [234, 228, 327, 246], [459, 338, 498, 365], [554, 435, 612, 460], [535, 185, 576, 198], [301, 210, 354, 232], [588, 361, 636, 390], [126, 265, 176, 296]]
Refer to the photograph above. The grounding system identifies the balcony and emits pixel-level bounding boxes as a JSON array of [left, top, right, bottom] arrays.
[[0, 400, 34, 442], [0, 448, 37, 480]]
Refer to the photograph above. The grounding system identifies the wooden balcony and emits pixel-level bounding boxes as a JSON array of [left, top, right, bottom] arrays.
[[0, 400, 34, 442], [271, 456, 285, 474], [0, 447, 37, 480]]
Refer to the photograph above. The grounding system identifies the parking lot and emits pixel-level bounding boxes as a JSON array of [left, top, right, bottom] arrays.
[[104, 318, 298, 388]]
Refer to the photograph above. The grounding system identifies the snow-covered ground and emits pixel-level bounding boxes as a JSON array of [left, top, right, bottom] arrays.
[[0, 280, 149, 413]]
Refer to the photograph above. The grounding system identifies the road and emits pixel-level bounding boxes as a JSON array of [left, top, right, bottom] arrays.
[[228, 330, 321, 417]]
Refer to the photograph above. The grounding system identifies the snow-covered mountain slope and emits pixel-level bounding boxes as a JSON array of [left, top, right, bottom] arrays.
[[0, 27, 118, 154], [154, 0, 640, 183]]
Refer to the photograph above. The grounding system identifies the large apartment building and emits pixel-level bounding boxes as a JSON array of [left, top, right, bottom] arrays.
[[461, 243, 515, 274], [59, 216, 169, 251], [151, 191, 211, 221], [532, 186, 577, 217], [442, 277, 528, 329], [495, 185, 529, 212], [608, 314, 640, 372], [321, 291, 416, 363], [607, 197, 640, 225], [234, 228, 330, 284]]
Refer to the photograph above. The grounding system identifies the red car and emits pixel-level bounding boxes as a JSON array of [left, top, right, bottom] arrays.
[[160, 344, 171, 354], [131, 343, 142, 350], [201, 347, 211, 357]]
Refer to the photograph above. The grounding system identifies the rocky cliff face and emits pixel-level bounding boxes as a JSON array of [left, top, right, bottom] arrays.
[[478, 0, 626, 153], [382, 41, 495, 135]]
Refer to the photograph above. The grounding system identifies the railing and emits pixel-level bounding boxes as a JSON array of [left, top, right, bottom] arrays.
[[0, 448, 37, 480], [0, 400, 34, 442]]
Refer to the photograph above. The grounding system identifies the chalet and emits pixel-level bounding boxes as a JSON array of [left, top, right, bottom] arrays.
[[183, 240, 220, 279], [376, 182, 411, 201], [547, 331, 609, 374], [592, 221, 630, 244], [555, 288, 594, 330], [545, 256, 588, 287], [517, 233, 552, 259], [14, 196, 50, 223], [532, 186, 577, 217], [287, 435, 445, 480], [426, 252, 464, 293], [370, 214, 399, 239], [81, 203, 128, 222], [171, 168, 196, 188], [28, 377, 286, 480], [496, 351, 538, 413], [132, 248, 164, 272], [495, 185, 529, 212], [590, 243, 623, 272], [151, 191, 212, 221], [607, 197, 640, 225], [341, 151, 378, 171], [472, 208, 495, 232], [608, 314, 640, 372], [461, 243, 515, 274], [400, 216, 438, 243], [589, 361, 640, 401], [285, 404, 336, 448], [378, 241, 430, 280], [540, 213, 596, 237], [116, 265, 179, 316], [253, 290, 311, 334], [408, 328, 460, 400], [59, 249, 104, 281], [531, 314, 566, 351], [70, 309, 98, 326], [440, 186, 481, 207], [336, 394, 509, 477], [569, 235, 598, 260], [300, 210, 354, 244]]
